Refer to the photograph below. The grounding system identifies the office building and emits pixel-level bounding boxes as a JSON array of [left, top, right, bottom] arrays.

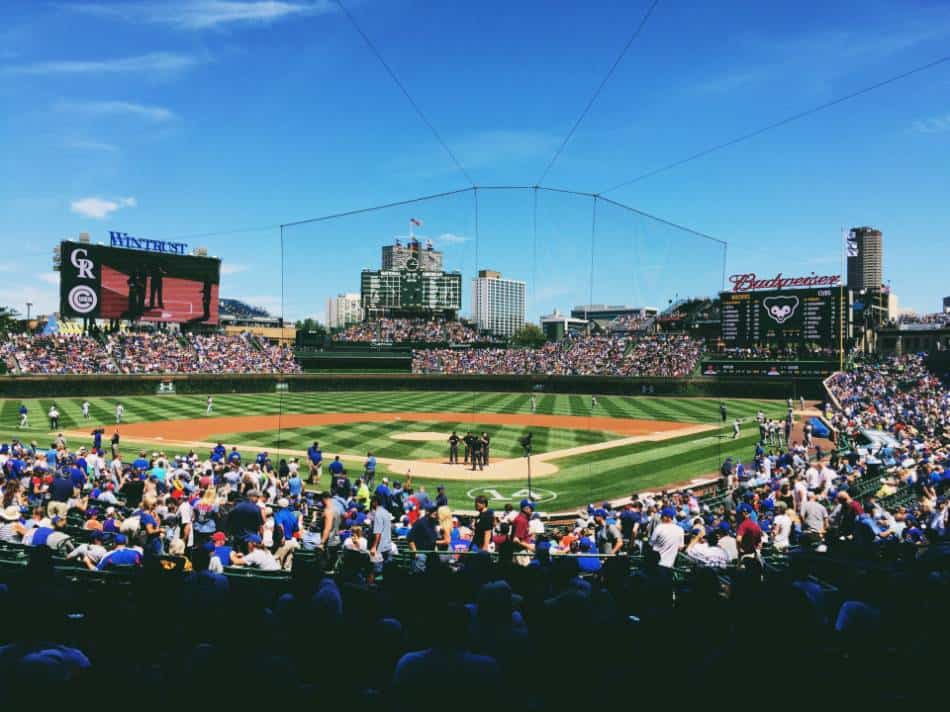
[[472, 269, 525, 338], [846, 226, 883, 291], [326, 293, 363, 329]]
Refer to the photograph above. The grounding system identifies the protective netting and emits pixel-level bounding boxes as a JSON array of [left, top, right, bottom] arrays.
[[278, 187, 727, 500]]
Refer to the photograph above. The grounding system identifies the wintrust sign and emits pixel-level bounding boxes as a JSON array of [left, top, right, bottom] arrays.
[[729, 272, 840, 293]]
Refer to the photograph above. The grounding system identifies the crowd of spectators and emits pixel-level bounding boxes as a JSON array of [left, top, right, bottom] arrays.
[[0, 335, 120, 375], [1, 353, 948, 699], [412, 334, 703, 377], [1, 332, 300, 375], [334, 318, 483, 344], [605, 314, 654, 333]]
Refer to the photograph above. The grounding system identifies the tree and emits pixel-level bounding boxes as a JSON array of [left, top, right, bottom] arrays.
[[294, 318, 326, 335], [510, 323, 545, 348], [0, 306, 21, 333]]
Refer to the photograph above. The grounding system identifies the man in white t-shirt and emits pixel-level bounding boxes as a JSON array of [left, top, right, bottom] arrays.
[[805, 464, 821, 490], [649, 506, 685, 568], [232, 534, 280, 570], [772, 502, 792, 551], [686, 527, 729, 568]]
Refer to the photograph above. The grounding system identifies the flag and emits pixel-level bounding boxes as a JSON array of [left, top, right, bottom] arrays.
[[846, 229, 858, 258], [410, 218, 423, 227]]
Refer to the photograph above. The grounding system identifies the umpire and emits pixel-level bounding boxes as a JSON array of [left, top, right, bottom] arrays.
[[448, 431, 460, 464], [470, 436, 483, 471], [463, 432, 475, 465]]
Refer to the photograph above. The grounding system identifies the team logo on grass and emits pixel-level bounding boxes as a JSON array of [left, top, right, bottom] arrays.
[[466, 487, 557, 503]]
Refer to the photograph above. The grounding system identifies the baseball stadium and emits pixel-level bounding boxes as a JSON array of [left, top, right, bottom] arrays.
[[3, 2, 950, 705]]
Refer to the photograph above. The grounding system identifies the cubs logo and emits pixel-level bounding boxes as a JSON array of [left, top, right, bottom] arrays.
[[762, 295, 799, 324]]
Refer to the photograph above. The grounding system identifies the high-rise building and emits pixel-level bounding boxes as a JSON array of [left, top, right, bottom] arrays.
[[326, 293, 363, 329], [943, 296, 950, 314], [471, 270, 525, 338], [846, 226, 883, 291]]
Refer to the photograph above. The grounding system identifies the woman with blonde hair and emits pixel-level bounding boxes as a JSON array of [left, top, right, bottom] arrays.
[[192, 486, 219, 547], [436, 505, 453, 560]]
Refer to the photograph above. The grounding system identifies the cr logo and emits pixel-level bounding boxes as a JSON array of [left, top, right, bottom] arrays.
[[70, 248, 96, 280]]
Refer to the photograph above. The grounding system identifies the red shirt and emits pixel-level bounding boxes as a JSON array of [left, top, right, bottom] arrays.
[[736, 518, 762, 553], [512, 513, 531, 547]]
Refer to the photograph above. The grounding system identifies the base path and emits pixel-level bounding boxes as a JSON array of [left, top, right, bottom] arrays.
[[113, 411, 689, 441]]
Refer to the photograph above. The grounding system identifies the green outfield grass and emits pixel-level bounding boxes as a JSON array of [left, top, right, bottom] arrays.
[[0, 391, 790, 510]]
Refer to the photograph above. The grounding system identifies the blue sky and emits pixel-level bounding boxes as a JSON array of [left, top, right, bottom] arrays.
[[1, 0, 949, 322]]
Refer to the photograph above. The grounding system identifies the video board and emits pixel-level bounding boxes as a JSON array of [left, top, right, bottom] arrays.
[[59, 241, 221, 324]]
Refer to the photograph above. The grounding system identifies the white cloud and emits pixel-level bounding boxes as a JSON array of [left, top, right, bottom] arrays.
[[66, 1, 334, 30], [220, 263, 249, 275], [5, 52, 199, 76], [233, 294, 282, 316], [65, 138, 119, 152], [58, 100, 176, 122], [39, 273, 61, 285], [911, 113, 950, 134], [436, 232, 469, 244], [70, 196, 137, 220]]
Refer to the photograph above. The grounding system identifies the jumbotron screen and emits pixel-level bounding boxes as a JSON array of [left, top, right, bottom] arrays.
[[59, 241, 221, 324], [719, 286, 846, 348]]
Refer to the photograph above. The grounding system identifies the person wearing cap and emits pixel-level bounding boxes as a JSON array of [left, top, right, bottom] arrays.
[[354, 478, 370, 507], [363, 452, 377, 491], [435, 485, 448, 509], [0, 506, 26, 543], [307, 441, 323, 485], [230, 533, 280, 570], [18, 403, 28, 429], [448, 431, 460, 464], [594, 508, 623, 555], [512, 499, 535, 564], [374, 477, 392, 510], [649, 506, 685, 568], [97, 534, 143, 570], [272, 498, 300, 570], [208, 531, 237, 572]]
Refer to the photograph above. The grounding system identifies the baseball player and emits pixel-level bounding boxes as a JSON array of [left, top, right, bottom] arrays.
[[82, 400, 90, 419], [206, 395, 213, 415], [115, 402, 124, 424], [18, 404, 28, 429]]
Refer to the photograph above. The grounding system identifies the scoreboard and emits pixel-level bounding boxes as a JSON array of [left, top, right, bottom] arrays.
[[719, 286, 847, 347]]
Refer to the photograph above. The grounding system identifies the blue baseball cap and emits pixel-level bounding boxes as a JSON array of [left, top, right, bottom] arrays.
[[593, 508, 607, 518], [737, 503, 753, 514], [718, 521, 732, 532], [246, 534, 262, 544], [660, 506, 676, 519], [520, 499, 534, 509], [115, 534, 127, 545]]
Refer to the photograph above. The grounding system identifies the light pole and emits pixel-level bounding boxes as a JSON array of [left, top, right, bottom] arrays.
[[25, 302, 32, 322]]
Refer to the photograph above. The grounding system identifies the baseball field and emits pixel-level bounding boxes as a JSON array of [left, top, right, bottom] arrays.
[[2, 391, 792, 512]]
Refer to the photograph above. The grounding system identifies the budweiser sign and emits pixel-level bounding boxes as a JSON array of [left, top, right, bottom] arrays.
[[729, 272, 841, 293]]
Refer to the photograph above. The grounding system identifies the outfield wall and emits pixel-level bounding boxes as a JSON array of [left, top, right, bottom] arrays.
[[0, 373, 825, 399]]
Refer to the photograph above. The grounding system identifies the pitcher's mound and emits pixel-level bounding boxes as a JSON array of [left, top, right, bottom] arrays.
[[389, 431, 447, 442]]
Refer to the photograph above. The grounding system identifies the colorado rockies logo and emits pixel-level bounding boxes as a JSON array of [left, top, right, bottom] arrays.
[[69, 247, 95, 279], [68, 285, 98, 313], [762, 295, 799, 324]]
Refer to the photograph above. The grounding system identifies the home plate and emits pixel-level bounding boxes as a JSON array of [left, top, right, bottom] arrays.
[[389, 431, 447, 442]]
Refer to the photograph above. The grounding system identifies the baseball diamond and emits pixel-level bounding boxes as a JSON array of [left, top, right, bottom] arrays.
[[3, 391, 791, 512]]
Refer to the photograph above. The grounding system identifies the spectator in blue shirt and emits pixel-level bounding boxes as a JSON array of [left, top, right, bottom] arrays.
[[97, 534, 143, 570]]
